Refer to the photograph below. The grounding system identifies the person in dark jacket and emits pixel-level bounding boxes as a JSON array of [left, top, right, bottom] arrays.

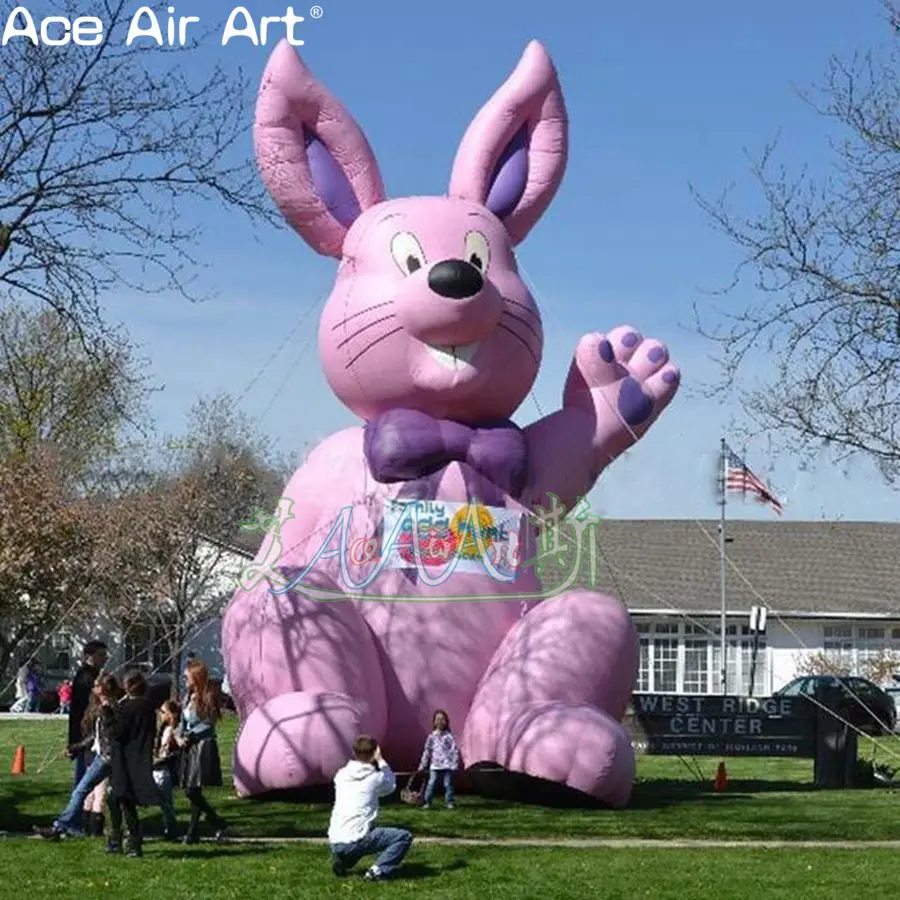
[[68, 640, 108, 789], [103, 669, 158, 858], [34, 674, 121, 839]]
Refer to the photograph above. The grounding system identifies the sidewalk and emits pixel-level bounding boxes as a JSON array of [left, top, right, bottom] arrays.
[[0, 713, 64, 721]]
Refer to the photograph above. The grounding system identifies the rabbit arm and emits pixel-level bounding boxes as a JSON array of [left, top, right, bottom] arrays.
[[522, 330, 681, 516], [522, 408, 598, 515]]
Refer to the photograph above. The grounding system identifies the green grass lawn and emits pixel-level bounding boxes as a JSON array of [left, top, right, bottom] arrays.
[[3, 840, 893, 900], [1, 716, 898, 898], [2, 716, 898, 841]]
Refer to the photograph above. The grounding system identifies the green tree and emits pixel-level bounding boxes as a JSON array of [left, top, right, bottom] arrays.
[[0, 303, 147, 488]]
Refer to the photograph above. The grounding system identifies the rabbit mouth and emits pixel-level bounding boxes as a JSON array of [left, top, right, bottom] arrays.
[[424, 342, 479, 369]]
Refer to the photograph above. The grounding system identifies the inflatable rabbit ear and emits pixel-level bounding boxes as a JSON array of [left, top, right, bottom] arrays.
[[254, 40, 387, 258], [448, 41, 568, 246]]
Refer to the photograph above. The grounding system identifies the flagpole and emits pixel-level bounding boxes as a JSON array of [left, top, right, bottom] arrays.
[[719, 437, 728, 696]]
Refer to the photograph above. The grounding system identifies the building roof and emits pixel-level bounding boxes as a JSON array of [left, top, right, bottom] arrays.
[[539, 519, 900, 618], [222, 516, 900, 618]]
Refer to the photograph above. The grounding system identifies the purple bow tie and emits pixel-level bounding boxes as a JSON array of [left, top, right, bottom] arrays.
[[363, 409, 529, 502]]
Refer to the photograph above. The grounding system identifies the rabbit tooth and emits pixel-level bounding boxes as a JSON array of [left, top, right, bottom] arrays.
[[425, 342, 479, 369]]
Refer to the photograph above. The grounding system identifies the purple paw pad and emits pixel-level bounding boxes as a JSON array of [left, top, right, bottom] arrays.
[[598, 340, 615, 363], [617, 376, 654, 426], [648, 346, 667, 363], [662, 370, 679, 385], [621, 332, 640, 348]]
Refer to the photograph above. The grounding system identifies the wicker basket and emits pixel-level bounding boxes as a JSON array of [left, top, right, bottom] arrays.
[[400, 771, 425, 806]]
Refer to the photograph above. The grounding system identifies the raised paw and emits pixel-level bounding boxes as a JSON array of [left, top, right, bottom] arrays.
[[563, 325, 680, 458]]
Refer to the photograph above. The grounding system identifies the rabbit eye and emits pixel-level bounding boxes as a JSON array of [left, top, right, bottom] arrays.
[[391, 232, 426, 276], [464, 231, 490, 272]]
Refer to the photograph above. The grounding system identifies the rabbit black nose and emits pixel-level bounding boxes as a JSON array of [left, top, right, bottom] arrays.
[[427, 260, 484, 299]]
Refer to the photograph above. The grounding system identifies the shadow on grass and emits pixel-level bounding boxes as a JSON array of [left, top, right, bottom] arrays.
[[628, 779, 811, 810], [0, 783, 64, 834], [152, 845, 278, 860], [388, 863, 440, 880], [345, 860, 467, 881]]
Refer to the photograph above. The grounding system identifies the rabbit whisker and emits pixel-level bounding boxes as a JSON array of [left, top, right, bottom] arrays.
[[331, 301, 395, 331], [498, 322, 540, 365], [336, 314, 399, 350], [504, 298, 542, 322], [345, 326, 405, 369], [502, 309, 542, 341]]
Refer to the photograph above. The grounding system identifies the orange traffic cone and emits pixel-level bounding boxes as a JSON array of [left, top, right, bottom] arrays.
[[713, 760, 727, 792], [11, 744, 25, 775]]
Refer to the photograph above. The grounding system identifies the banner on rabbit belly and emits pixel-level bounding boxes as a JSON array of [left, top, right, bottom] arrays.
[[381, 499, 524, 578]]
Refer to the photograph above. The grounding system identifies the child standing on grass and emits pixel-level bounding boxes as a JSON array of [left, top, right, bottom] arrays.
[[153, 700, 182, 840], [417, 709, 460, 809], [58, 679, 72, 715]]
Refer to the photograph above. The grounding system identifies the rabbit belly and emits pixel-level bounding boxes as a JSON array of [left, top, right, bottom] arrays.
[[266, 453, 541, 768]]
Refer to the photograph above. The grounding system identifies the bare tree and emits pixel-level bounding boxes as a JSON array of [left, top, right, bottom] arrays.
[[694, 1, 900, 480], [0, 0, 280, 338], [111, 394, 293, 687]]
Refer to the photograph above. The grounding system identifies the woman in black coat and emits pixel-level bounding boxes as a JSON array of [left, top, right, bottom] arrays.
[[102, 669, 158, 858]]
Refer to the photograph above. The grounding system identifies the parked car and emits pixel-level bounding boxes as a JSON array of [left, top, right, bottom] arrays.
[[774, 675, 897, 736], [883, 681, 900, 733]]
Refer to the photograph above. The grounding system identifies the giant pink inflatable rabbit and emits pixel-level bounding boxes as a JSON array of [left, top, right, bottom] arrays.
[[222, 39, 679, 809]]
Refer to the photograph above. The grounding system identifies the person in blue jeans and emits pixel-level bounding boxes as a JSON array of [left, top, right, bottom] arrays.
[[25, 662, 42, 712], [69, 640, 109, 789], [417, 709, 460, 809], [328, 735, 413, 882], [34, 674, 122, 839]]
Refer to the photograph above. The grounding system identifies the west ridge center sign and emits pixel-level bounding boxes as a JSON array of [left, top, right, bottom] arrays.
[[625, 693, 819, 757]]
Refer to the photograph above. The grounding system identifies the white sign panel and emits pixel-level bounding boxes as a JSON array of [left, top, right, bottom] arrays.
[[381, 499, 524, 579]]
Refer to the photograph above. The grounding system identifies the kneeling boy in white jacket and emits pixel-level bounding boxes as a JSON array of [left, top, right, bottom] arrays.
[[327, 735, 413, 881]]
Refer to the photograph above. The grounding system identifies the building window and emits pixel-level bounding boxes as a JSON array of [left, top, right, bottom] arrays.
[[819, 623, 897, 681], [635, 618, 768, 695], [636, 623, 651, 692], [652, 623, 678, 693], [152, 638, 173, 674], [683, 639, 708, 694], [48, 632, 72, 673], [857, 627, 886, 668], [124, 624, 153, 669], [824, 625, 854, 670]]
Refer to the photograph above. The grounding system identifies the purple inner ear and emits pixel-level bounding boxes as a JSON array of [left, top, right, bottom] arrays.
[[485, 125, 529, 220], [303, 128, 362, 229]]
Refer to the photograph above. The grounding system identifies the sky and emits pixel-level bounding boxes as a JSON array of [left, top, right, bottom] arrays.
[[97, 0, 900, 523]]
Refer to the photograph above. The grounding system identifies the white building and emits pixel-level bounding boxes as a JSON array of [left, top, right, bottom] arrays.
[[7, 520, 898, 701], [1, 536, 251, 698], [569, 519, 900, 695]]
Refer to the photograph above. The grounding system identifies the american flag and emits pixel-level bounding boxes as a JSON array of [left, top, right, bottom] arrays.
[[723, 444, 784, 515]]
